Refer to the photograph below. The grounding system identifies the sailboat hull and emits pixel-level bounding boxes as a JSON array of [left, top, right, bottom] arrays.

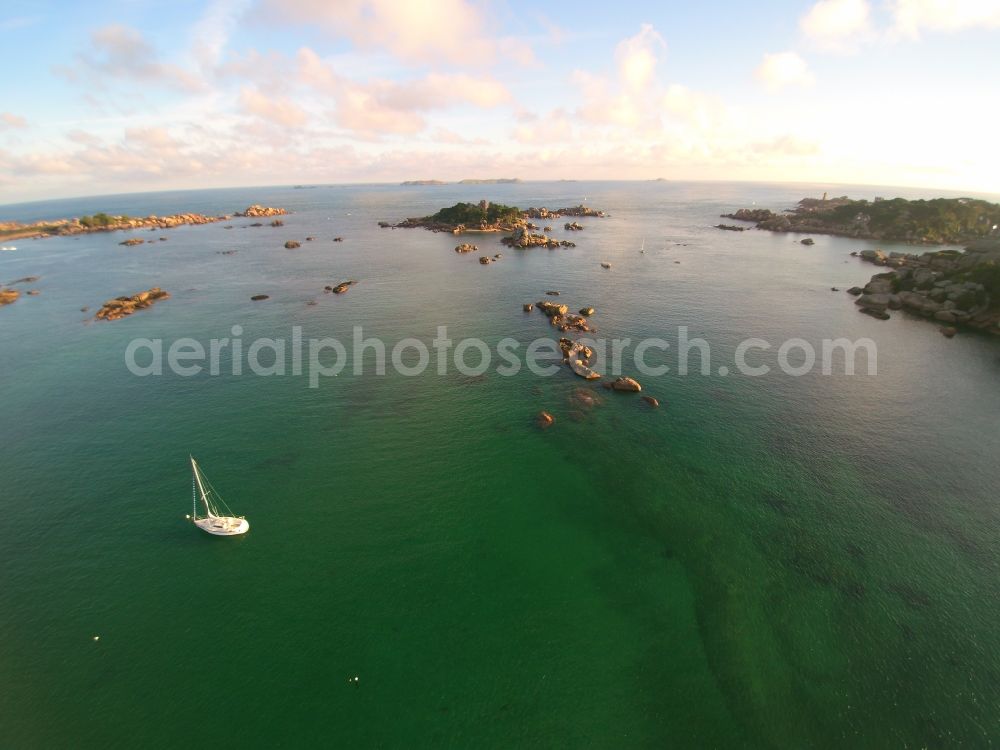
[[194, 517, 250, 536]]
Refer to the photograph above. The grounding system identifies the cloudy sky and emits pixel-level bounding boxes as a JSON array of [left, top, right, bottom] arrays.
[[1, 0, 999, 203]]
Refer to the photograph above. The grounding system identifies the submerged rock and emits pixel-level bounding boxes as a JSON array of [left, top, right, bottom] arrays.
[[579, 307, 595, 316], [284, 240, 301, 249], [119, 238, 144, 246], [523, 303, 533, 312], [801, 238, 815, 245], [251, 294, 269, 301], [479, 256, 493, 265], [642, 395, 660, 408], [536, 411, 555, 429]]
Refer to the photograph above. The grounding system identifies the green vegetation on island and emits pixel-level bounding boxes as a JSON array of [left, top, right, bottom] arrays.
[[383, 200, 606, 234], [724, 196, 1000, 245], [428, 201, 522, 228]]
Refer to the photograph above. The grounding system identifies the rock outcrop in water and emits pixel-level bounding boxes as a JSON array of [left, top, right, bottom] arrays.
[[95, 288, 170, 321], [523, 205, 606, 219], [238, 205, 287, 217], [850, 240, 1000, 332], [502, 227, 575, 249], [325, 280, 357, 294], [0, 287, 21, 306]]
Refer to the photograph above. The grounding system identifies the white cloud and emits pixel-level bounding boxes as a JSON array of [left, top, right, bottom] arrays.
[[296, 48, 511, 138], [615, 23, 666, 92], [890, 0, 1000, 37], [754, 52, 816, 91], [260, 0, 533, 66], [238, 86, 308, 128], [62, 24, 205, 92], [801, 0, 873, 50], [190, 0, 254, 68], [1, 112, 27, 129]]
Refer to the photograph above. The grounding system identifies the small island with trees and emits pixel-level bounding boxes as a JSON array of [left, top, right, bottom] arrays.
[[382, 200, 606, 234]]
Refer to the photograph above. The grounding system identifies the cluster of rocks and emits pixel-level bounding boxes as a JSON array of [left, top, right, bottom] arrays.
[[720, 208, 777, 223], [95, 288, 170, 321], [536, 300, 594, 333], [479, 254, 503, 265], [119, 238, 145, 246], [850, 242, 999, 333], [237, 205, 287, 218], [714, 224, 747, 232], [455, 243, 478, 253], [502, 227, 576, 249], [0, 287, 21, 306], [564, 221, 584, 231], [524, 205, 606, 219], [325, 280, 357, 294]]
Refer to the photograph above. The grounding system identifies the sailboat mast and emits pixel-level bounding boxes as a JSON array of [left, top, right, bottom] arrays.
[[191, 457, 214, 517]]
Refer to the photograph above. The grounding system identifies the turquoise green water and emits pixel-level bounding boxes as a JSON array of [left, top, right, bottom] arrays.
[[1, 182, 999, 747]]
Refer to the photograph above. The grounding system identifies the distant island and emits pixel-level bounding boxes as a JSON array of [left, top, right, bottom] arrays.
[[722, 195, 1000, 245], [399, 178, 521, 186]]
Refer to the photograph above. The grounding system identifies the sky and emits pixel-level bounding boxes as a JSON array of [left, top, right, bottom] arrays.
[[1, 0, 999, 203]]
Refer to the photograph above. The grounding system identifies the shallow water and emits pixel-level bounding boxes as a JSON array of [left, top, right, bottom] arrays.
[[1, 181, 999, 747]]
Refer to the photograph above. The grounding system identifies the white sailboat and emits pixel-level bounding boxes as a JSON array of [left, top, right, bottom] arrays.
[[187, 456, 249, 536]]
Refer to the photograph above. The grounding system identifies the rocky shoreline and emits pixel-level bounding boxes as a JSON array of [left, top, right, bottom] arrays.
[[849, 240, 1000, 334], [722, 196, 1000, 245], [0, 205, 287, 241]]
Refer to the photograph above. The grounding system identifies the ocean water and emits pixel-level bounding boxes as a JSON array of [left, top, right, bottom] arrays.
[[1, 181, 999, 748]]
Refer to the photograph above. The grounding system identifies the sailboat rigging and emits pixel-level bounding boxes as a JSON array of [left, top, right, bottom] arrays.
[[187, 456, 250, 536]]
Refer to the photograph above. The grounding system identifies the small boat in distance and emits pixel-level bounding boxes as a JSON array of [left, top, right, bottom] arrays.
[[187, 456, 249, 536]]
